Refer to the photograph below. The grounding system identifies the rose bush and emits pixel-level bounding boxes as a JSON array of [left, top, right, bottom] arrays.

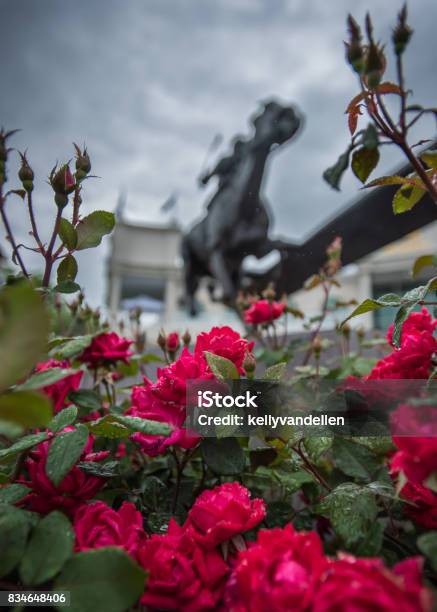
[[0, 8, 436, 610]]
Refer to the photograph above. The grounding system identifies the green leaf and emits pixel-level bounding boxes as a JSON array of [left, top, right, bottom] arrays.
[[204, 351, 239, 380], [315, 482, 378, 547], [362, 123, 379, 150], [392, 184, 426, 214], [341, 296, 400, 327], [392, 303, 416, 348], [87, 415, 130, 439], [0, 391, 52, 428], [0, 283, 50, 392], [323, 149, 351, 191], [332, 438, 379, 481], [48, 406, 78, 433], [364, 174, 422, 189], [424, 472, 437, 493], [263, 362, 287, 381], [53, 335, 93, 360], [20, 511, 74, 585], [76, 211, 115, 251], [355, 520, 384, 556], [77, 461, 119, 478], [417, 532, 437, 571], [17, 367, 76, 391], [68, 389, 101, 416], [113, 414, 171, 437], [54, 548, 146, 612], [0, 505, 31, 577], [0, 432, 48, 464], [46, 424, 89, 486], [55, 280, 81, 294], [57, 255, 78, 283], [412, 255, 437, 278], [351, 147, 380, 183], [277, 469, 315, 494], [303, 437, 333, 463], [0, 483, 31, 504], [420, 151, 437, 169], [58, 218, 78, 250], [201, 438, 245, 475]]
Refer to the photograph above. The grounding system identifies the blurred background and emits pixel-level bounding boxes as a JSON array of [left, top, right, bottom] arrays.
[[1, 0, 436, 333]]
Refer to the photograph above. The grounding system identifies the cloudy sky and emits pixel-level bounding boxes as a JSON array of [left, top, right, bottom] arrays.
[[1, 0, 436, 305]]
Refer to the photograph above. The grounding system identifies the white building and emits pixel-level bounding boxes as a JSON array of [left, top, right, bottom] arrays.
[[107, 218, 437, 334]]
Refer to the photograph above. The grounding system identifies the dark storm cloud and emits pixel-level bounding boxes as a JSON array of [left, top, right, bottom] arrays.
[[0, 0, 436, 304]]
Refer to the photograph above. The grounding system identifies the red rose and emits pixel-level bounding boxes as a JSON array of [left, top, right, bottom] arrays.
[[224, 524, 328, 611], [367, 308, 437, 380], [195, 326, 254, 373], [137, 519, 228, 611], [74, 501, 147, 559], [313, 555, 432, 612], [127, 348, 209, 456], [35, 359, 83, 413], [390, 405, 437, 485], [19, 431, 109, 516], [166, 332, 180, 353], [244, 299, 286, 326], [184, 483, 265, 550], [79, 332, 133, 369]]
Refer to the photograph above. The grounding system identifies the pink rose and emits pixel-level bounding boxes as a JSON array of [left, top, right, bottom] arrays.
[[137, 519, 228, 611], [34, 359, 83, 413], [225, 524, 328, 611], [313, 555, 432, 612], [79, 332, 133, 369], [244, 299, 286, 326], [166, 332, 180, 353], [183, 483, 266, 550], [74, 501, 147, 559], [195, 326, 254, 373], [19, 431, 109, 516]]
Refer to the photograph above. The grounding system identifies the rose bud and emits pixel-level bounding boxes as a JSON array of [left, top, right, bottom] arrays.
[[346, 15, 364, 74], [50, 163, 76, 196], [157, 330, 167, 351], [312, 334, 323, 358], [18, 153, 34, 192], [182, 329, 191, 347], [365, 42, 386, 88], [74, 143, 91, 181], [243, 351, 256, 376], [166, 332, 180, 354], [392, 4, 413, 55]]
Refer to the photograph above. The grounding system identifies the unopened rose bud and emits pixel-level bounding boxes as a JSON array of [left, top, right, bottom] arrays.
[[182, 329, 191, 347], [50, 163, 76, 196], [54, 193, 68, 209], [392, 4, 412, 56], [365, 43, 386, 89], [166, 332, 180, 354], [18, 153, 34, 192], [356, 326, 365, 341], [346, 15, 364, 74], [74, 144, 91, 175], [243, 351, 256, 375], [312, 335, 323, 358], [157, 330, 166, 351]]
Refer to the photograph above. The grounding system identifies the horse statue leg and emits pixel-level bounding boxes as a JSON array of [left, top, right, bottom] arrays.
[[181, 236, 200, 316], [210, 249, 236, 305]]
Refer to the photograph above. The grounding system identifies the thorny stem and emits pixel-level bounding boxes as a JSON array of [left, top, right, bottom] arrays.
[[293, 439, 332, 492], [42, 206, 62, 288], [396, 53, 407, 135], [302, 281, 330, 366], [26, 190, 45, 254], [172, 450, 192, 513], [0, 192, 29, 278]]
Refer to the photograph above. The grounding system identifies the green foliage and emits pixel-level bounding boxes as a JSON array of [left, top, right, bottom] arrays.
[[48, 406, 78, 433], [332, 438, 380, 481], [201, 438, 246, 475], [0, 505, 31, 577], [351, 147, 379, 183], [0, 432, 48, 463], [392, 184, 426, 214], [19, 511, 74, 585], [76, 211, 115, 250], [315, 482, 378, 547], [417, 532, 437, 571], [58, 218, 78, 250], [0, 483, 30, 504], [0, 283, 50, 392], [0, 391, 52, 428], [263, 362, 287, 381], [54, 548, 146, 612], [45, 424, 89, 486], [204, 351, 240, 380]]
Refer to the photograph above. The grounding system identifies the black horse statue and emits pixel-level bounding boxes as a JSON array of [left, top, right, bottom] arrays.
[[181, 100, 302, 315]]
